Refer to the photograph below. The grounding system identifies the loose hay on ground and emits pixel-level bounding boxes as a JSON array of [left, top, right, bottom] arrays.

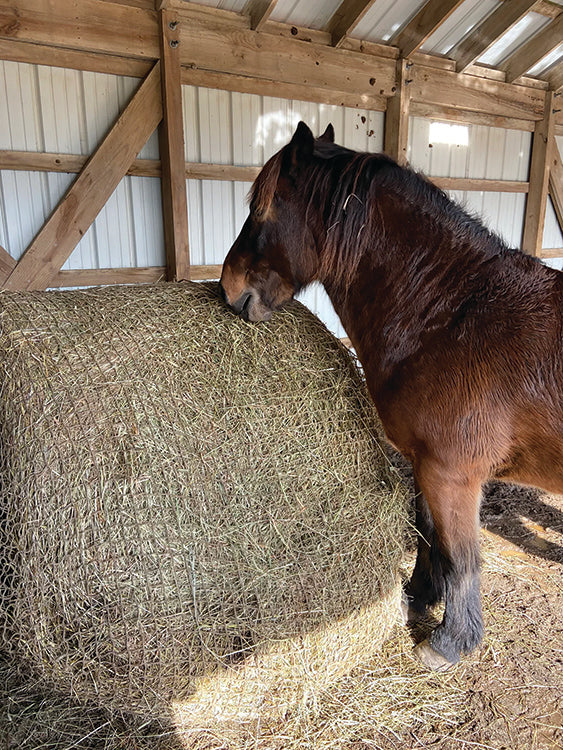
[[0, 281, 413, 743]]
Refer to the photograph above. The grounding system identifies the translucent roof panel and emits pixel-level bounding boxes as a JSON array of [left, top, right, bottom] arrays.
[[350, 0, 427, 43], [269, 0, 343, 29], [526, 42, 563, 76], [420, 0, 499, 56], [477, 11, 552, 66]]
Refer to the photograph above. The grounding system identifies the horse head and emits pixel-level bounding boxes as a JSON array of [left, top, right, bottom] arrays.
[[220, 122, 334, 321]]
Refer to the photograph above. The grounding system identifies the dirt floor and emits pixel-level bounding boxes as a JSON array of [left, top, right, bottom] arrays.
[[3, 476, 563, 750]]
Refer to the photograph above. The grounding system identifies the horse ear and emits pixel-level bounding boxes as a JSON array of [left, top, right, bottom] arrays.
[[288, 121, 315, 167], [319, 123, 335, 143]]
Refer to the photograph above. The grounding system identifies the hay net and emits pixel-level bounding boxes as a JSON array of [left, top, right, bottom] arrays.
[[0, 281, 407, 717]]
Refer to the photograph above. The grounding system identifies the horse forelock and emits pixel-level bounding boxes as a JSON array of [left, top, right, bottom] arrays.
[[249, 147, 286, 219]]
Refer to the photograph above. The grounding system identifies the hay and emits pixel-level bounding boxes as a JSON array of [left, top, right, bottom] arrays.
[[0, 281, 408, 737]]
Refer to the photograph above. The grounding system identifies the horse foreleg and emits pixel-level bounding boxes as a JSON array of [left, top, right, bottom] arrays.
[[411, 461, 484, 670], [402, 479, 445, 622]]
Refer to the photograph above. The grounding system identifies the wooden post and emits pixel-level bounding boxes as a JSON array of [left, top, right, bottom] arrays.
[[0, 245, 16, 283], [3, 63, 163, 291], [158, 3, 191, 282], [384, 60, 411, 166], [522, 91, 555, 256]]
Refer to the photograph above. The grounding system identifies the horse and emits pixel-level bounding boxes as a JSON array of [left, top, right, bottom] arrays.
[[219, 121, 563, 671]]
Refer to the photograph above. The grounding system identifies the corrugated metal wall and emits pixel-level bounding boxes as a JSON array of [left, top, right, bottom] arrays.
[[1, 60, 562, 335]]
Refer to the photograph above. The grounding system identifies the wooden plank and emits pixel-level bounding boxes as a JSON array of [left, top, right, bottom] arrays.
[[0, 244, 15, 282], [51, 266, 167, 288], [539, 246, 563, 258], [158, 7, 190, 282], [431, 177, 529, 192], [546, 61, 563, 91], [391, 0, 466, 58], [0, 38, 152, 77], [384, 60, 410, 166], [549, 141, 563, 234], [185, 163, 260, 181], [410, 100, 536, 132], [409, 64, 546, 121], [181, 67, 388, 112], [245, 0, 279, 32], [450, 0, 538, 73], [2, 63, 163, 291], [178, 10, 397, 98], [502, 14, 563, 83], [0, 151, 161, 177], [326, 0, 379, 48], [0, 0, 159, 59], [522, 91, 555, 255]]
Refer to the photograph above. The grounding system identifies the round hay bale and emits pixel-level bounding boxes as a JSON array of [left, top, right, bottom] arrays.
[[0, 281, 408, 727]]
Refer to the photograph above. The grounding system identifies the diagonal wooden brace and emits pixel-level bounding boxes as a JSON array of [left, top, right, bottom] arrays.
[[2, 62, 163, 291]]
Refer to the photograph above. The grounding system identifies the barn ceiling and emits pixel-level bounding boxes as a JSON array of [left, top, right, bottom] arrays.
[[182, 0, 563, 90]]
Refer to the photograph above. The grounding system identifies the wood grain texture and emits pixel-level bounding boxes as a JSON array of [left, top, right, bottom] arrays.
[[522, 91, 555, 255], [391, 0, 465, 58]]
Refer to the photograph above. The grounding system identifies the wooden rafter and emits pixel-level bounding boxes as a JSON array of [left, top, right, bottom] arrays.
[[450, 0, 538, 73], [391, 0, 466, 59], [522, 91, 555, 256], [502, 13, 563, 83], [245, 0, 279, 31], [158, 6, 190, 282], [326, 0, 378, 48], [0, 245, 16, 279], [546, 61, 563, 91], [549, 141, 563, 234], [384, 60, 411, 166], [2, 63, 163, 291]]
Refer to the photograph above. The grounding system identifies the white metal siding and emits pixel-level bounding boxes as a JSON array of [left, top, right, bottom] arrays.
[[0, 60, 164, 270]]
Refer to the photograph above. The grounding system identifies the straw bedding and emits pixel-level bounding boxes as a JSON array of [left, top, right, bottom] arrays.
[[0, 281, 408, 732]]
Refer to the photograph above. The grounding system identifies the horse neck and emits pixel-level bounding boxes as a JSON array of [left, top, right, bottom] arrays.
[[314, 189, 497, 382]]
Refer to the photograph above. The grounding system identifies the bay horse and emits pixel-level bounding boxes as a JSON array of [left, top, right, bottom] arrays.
[[220, 121, 563, 671]]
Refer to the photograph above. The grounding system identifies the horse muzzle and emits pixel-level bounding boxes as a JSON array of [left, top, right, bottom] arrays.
[[220, 283, 273, 323]]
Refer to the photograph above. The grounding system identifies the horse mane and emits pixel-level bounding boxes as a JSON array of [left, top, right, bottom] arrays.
[[250, 137, 514, 291]]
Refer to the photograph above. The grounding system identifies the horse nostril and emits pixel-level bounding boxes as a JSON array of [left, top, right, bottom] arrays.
[[219, 282, 227, 303], [232, 291, 252, 316]]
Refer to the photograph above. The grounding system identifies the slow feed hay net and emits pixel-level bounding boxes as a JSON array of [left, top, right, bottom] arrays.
[[0, 282, 408, 731]]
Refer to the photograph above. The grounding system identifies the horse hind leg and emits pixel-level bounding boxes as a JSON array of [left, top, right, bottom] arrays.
[[411, 460, 484, 670], [402, 480, 445, 623]]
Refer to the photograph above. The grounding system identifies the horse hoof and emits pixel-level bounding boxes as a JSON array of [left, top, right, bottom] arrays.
[[414, 639, 456, 672]]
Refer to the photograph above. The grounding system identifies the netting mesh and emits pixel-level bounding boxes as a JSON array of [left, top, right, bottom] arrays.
[[0, 281, 407, 724]]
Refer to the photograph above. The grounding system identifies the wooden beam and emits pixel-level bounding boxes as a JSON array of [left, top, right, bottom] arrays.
[[410, 100, 536, 132], [539, 246, 563, 258], [391, 0, 466, 58], [522, 91, 555, 255], [0, 245, 16, 282], [181, 67, 387, 111], [49, 264, 222, 288], [431, 177, 529, 192], [2, 63, 163, 291], [158, 7, 190, 282], [0, 38, 152, 77], [546, 61, 563, 91], [384, 60, 410, 166], [0, 0, 159, 59], [0, 151, 161, 177], [502, 14, 563, 83], [326, 0, 378, 48], [409, 63, 546, 121], [245, 0, 279, 32], [450, 0, 538, 73], [178, 9, 397, 99], [549, 140, 563, 234]]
